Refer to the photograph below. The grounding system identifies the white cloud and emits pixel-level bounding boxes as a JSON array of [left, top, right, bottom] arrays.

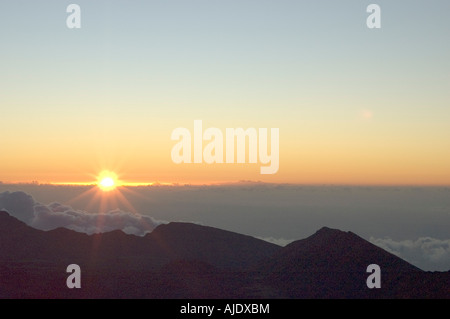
[[0, 191, 35, 223], [370, 236, 450, 271], [0, 191, 165, 236], [257, 236, 294, 247]]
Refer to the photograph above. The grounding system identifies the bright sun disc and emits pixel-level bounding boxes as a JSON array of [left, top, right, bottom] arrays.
[[98, 172, 118, 191]]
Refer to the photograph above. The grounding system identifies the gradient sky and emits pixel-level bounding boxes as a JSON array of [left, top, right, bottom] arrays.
[[1, 1, 449, 185]]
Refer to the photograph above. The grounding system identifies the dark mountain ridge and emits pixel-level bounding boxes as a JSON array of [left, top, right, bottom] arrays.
[[0, 211, 279, 269], [0, 211, 448, 298]]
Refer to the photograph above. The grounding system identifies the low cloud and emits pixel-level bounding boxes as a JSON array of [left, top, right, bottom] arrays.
[[370, 237, 450, 272], [0, 191, 165, 236], [257, 236, 295, 247], [0, 191, 35, 223]]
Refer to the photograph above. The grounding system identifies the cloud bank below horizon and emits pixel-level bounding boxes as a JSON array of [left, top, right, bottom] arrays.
[[0, 191, 165, 236], [370, 237, 450, 272]]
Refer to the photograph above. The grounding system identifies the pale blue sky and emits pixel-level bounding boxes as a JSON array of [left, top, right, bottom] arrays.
[[1, 0, 449, 118]]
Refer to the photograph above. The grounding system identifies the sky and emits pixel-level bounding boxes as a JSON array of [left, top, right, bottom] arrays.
[[1, 0, 450, 185]]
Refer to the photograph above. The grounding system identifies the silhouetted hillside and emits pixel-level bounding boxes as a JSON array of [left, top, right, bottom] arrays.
[[148, 222, 280, 268], [0, 211, 448, 298], [259, 227, 446, 298], [0, 211, 279, 269]]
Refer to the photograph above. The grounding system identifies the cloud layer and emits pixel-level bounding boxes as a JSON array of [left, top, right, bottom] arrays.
[[257, 236, 295, 247], [0, 191, 165, 236], [370, 237, 450, 272]]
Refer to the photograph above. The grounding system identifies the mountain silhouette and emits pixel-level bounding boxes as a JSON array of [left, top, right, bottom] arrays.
[[148, 222, 280, 268], [261, 226, 421, 274], [0, 211, 278, 269], [258, 227, 433, 298], [0, 211, 448, 298]]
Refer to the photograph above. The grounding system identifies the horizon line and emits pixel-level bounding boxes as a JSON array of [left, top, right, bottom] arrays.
[[1, 181, 449, 188]]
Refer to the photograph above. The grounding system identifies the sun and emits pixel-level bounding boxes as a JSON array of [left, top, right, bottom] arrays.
[[97, 171, 118, 191]]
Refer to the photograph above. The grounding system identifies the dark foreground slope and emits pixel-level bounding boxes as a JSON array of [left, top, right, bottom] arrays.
[[258, 227, 448, 298], [0, 211, 448, 298], [0, 211, 279, 269]]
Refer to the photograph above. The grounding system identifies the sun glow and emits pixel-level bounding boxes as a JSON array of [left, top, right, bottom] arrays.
[[97, 171, 118, 191]]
